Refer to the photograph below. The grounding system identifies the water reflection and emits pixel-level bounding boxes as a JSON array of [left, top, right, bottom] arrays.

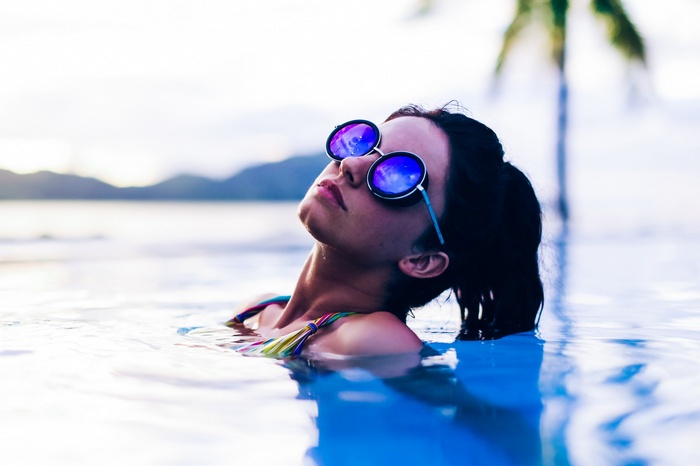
[[286, 334, 545, 466], [277, 223, 577, 466], [541, 221, 574, 465]]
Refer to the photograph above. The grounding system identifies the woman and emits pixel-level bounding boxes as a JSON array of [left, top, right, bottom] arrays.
[[228, 104, 544, 358]]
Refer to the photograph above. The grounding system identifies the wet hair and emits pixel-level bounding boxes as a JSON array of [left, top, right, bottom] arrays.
[[382, 104, 544, 340]]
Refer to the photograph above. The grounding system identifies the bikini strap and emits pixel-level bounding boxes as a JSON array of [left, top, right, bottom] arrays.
[[226, 295, 291, 326], [235, 311, 357, 357]]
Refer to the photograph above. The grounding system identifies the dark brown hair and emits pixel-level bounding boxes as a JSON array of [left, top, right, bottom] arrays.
[[382, 104, 544, 340]]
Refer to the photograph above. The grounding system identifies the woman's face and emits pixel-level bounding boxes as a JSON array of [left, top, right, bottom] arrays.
[[298, 116, 451, 266]]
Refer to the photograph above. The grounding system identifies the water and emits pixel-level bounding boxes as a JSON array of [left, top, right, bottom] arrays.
[[1, 201, 699, 465]]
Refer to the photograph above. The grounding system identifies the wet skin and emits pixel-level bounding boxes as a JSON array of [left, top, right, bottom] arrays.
[[238, 116, 452, 357]]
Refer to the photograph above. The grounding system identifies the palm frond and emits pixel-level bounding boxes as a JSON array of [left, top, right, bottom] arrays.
[[548, 0, 569, 67], [414, 0, 435, 17], [550, 0, 569, 28], [590, 0, 646, 64], [495, 0, 537, 75]]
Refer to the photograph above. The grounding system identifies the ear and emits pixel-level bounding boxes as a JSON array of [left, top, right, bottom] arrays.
[[397, 251, 450, 280]]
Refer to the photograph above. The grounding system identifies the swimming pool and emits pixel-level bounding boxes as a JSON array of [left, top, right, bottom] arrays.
[[2, 201, 699, 465]]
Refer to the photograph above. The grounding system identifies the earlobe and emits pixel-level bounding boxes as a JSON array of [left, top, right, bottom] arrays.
[[398, 251, 450, 279]]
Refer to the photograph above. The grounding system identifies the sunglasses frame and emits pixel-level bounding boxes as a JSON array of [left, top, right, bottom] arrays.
[[325, 120, 446, 246], [326, 119, 382, 160], [367, 150, 428, 203]]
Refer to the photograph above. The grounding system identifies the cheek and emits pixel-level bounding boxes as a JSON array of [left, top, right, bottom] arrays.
[[297, 160, 429, 260], [354, 204, 426, 253]]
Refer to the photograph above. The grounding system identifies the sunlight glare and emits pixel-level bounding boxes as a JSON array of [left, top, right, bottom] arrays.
[[74, 148, 165, 187], [0, 139, 72, 174]]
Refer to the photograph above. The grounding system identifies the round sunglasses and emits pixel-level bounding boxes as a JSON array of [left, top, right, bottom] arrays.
[[325, 119, 445, 246]]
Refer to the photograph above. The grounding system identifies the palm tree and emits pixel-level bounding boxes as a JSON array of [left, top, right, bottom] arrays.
[[495, 0, 646, 221]]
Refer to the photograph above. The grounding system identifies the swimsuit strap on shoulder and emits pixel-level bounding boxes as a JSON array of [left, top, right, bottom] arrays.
[[227, 296, 357, 357], [226, 295, 291, 326], [235, 311, 357, 358]]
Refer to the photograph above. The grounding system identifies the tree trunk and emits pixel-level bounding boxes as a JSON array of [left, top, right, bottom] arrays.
[[556, 50, 569, 222]]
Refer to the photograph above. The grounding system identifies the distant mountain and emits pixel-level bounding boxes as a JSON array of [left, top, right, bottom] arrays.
[[0, 169, 120, 199], [0, 153, 329, 200]]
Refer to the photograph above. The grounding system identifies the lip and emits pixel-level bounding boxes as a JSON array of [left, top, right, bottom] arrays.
[[318, 179, 346, 210]]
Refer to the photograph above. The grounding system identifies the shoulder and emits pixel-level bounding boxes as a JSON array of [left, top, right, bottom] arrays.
[[328, 311, 423, 356]]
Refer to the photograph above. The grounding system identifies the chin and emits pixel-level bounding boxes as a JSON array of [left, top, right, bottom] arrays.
[[297, 192, 314, 228], [297, 196, 328, 242]]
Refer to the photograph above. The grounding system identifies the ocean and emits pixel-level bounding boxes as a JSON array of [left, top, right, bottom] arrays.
[[1, 200, 699, 465]]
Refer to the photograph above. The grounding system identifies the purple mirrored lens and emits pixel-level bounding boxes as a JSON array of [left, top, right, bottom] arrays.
[[329, 123, 378, 158], [372, 155, 423, 196]]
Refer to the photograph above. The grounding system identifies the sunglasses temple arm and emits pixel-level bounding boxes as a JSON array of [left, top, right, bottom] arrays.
[[417, 186, 445, 246]]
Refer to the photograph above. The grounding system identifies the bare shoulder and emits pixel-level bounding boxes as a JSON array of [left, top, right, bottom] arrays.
[[331, 311, 423, 356]]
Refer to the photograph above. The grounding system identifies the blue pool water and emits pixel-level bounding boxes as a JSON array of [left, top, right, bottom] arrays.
[[1, 201, 699, 465]]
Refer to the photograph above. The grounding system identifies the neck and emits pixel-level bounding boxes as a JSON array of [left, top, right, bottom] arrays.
[[276, 242, 395, 328]]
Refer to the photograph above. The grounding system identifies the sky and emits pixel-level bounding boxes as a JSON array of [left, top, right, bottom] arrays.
[[1, 0, 699, 225]]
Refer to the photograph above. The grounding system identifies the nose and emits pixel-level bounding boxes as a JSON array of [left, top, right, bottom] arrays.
[[339, 154, 374, 188]]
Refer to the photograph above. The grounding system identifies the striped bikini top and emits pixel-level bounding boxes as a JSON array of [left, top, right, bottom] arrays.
[[226, 296, 356, 358]]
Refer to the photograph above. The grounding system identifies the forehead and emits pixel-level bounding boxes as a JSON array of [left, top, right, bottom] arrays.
[[378, 116, 450, 177]]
